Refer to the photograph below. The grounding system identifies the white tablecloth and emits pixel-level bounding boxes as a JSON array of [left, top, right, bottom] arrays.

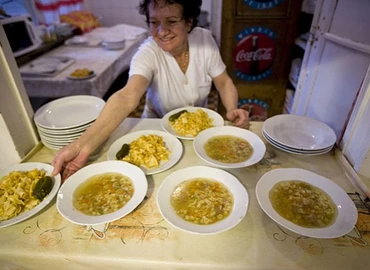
[[0, 120, 369, 270]]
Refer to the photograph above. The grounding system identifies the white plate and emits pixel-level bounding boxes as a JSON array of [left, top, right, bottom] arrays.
[[107, 130, 183, 175], [42, 142, 63, 150], [263, 115, 336, 151], [193, 126, 266, 168], [161, 107, 225, 140], [263, 131, 333, 153], [255, 168, 358, 238], [56, 161, 148, 226], [263, 132, 333, 156], [41, 140, 68, 150], [67, 71, 96, 80], [0, 162, 61, 229], [36, 121, 93, 134], [30, 64, 57, 73], [38, 129, 83, 139], [156, 166, 249, 235], [69, 36, 88, 44], [40, 134, 77, 144], [34, 96, 105, 129]]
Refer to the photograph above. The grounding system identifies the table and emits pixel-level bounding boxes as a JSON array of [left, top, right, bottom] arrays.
[[0, 119, 369, 270], [20, 30, 147, 99]]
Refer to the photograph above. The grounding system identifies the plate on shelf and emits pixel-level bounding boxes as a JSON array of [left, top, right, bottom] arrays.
[[255, 168, 358, 239], [193, 126, 266, 168], [0, 162, 61, 229], [161, 107, 224, 140], [107, 130, 183, 175]]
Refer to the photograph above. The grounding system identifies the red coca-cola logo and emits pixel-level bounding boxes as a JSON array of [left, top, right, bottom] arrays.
[[233, 32, 276, 76]]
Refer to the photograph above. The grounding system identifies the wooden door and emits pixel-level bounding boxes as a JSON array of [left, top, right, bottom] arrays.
[[220, 0, 302, 119]]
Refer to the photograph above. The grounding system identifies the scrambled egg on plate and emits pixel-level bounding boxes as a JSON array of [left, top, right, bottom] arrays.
[[70, 68, 93, 78], [121, 134, 171, 169], [0, 169, 45, 221], [170, 109, 214, 137]]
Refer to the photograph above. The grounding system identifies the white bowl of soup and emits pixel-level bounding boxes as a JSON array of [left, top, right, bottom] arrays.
[[156, 166, 249, 235], [56, 161, 148, 225], [256, 168, 358, 238], [193, 126, 266, 168]]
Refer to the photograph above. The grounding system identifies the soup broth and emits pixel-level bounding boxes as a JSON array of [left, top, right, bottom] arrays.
[[170, 178, 233, 225], [204, 135, 253, 163], [73, 172, 134, 216], [269, 180, 338, 228]]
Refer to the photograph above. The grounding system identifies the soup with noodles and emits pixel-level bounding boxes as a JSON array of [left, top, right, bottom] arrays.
[[204, 135, 253, 163], [269, 180, 338, 228], [170, 178, 233, 225], [73, 172, 134, 216]]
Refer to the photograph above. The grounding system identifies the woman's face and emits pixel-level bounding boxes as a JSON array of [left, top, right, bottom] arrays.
[[148, 1, 192, 55]]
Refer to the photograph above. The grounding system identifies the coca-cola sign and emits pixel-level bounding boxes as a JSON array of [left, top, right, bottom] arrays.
[[233, 26, 276, 81], [243, 0, 285, 10]]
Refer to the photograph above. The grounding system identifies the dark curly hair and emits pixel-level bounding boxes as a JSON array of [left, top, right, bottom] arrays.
[[138, 0, 202, 32]]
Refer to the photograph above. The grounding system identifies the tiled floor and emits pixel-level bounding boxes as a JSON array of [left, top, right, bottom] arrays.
[[128, 89, 219, 118]]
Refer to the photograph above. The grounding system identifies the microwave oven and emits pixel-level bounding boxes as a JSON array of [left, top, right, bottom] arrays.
[[0, 14, 42, 58]]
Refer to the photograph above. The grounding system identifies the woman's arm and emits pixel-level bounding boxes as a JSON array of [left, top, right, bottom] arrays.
[[212, 70, 249, 127], [52, 74, 149, 179], [76, 75, 149, 154]]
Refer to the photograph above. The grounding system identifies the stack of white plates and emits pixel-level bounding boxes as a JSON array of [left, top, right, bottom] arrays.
[[262, 114, 337, 155], [34, 95, 105, 150]]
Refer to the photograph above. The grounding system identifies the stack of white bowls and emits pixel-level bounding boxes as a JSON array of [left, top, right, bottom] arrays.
[[262, 114, 337, 156], [34, 95, 105, 150]]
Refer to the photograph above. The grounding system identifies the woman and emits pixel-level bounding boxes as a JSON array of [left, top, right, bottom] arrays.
[[52, 0, 249, 180]]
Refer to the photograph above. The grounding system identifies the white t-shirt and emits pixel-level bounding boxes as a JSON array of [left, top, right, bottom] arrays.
[[129, 27, 226, 118]]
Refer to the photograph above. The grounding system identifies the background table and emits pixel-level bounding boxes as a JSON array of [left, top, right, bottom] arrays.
[[20, 25, 147, 99], [0, 120, 369, 270]]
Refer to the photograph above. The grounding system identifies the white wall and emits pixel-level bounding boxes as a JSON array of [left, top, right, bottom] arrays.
[[0, 115, 21, 170], [85, 0, 147, 28], [359, 151, 370, 179], [84, 0, 218, 39], [0, 26, 39, 170]]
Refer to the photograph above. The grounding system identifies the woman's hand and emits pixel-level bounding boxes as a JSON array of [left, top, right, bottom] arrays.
[[226, 108, 250, 128], [52, 142, 90, 181]]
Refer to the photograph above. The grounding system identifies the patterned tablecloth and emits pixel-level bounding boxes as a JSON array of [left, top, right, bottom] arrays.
[[20, 24, 148, 99], [0, 120, 369, 270]]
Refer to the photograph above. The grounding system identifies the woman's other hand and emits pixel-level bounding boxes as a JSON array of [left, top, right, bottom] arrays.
[[52, 142, 89, 181], [226, 108, 250, 128]]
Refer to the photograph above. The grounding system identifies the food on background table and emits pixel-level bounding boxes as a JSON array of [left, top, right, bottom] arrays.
[[204, 135, 254, 163], [171, 178, 234, 225], [269, 180, 338, 228], [117, 134, 171, 169], [70, 68, 93, 78], [0, 169, 52, 222], [169, 109, 213, 137], [73, 172, 134, 216]]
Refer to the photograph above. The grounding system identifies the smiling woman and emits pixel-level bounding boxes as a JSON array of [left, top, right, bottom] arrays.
[[49, 0, 250, 181]]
